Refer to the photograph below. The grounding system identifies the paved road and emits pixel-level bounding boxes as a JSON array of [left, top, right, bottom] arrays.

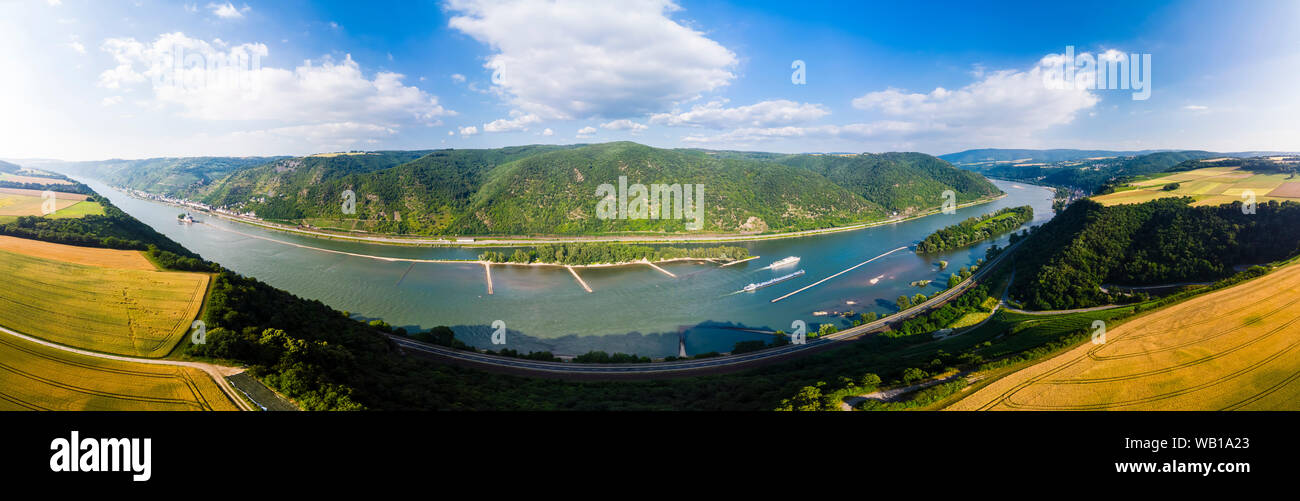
[[394, 240, 1024, 377], [0, 324, 254, 411]]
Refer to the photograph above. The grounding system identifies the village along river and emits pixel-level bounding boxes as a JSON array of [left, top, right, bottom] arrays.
[[76, 176, 1055, 358]]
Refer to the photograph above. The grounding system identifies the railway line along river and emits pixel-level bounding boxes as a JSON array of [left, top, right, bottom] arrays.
[[76, 177, 1055, 358]]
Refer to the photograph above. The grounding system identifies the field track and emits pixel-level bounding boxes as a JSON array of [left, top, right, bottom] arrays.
[[948, 260, 1300, 411], [0, 327, 244, 411]]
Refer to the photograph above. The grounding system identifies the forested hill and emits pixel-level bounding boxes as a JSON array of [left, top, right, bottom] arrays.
[[771, 152, 1001, 212], [939, 148, 1160, 165], [970, 150, 1220, 194], [1010, 198, 1300, 310], [0, 159, 21, 173], [185, 142, 998, 236], [52, 156, 285, 198]]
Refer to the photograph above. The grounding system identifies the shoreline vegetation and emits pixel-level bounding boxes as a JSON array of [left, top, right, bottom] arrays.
[[916, 205, 1034, 254], [117, 183, 1008, 248], [478, 242, 750, 267]]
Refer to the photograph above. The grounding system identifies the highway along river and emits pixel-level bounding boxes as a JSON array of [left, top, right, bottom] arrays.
[[78, 177, 1055, 358]]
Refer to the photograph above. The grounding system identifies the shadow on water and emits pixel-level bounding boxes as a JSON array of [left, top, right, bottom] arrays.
[[363, 317, 810, 357]]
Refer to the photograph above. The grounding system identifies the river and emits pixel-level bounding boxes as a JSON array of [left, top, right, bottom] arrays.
[[76, 176, 1055, 358]]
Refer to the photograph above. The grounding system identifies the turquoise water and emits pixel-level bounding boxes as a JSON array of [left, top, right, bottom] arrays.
[[79, 177, 1054, 357]]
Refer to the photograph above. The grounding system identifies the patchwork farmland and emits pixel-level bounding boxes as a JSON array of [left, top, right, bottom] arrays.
[[948, 260, 1300, 410], [0, 187, 102, 223], [1092, 165, 1300, 207]]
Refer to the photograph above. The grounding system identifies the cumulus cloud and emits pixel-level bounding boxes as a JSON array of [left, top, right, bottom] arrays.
[[576, 126, 596, 138], [483, 110, 541, 132], [599, 119, 648, 132], [650, 99, 830, 128], [848, 51, 1101, 143], [458, 125, 479, 136], [540, 128, 554, 136], [682, 121, 920, 145], [450, 73, 466, 83], [95, 32, 453, 149], [445, 0, 737, 119], [681, 50, 1109, 148], [208, 2, 248, 19]]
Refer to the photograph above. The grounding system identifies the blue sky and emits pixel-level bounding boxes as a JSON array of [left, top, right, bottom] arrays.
[[3, 0, 1298, 160]]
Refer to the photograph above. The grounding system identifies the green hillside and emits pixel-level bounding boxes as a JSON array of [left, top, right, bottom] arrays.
[[80, 142, 1001, 237], [1010, 197, 1300, 310], [773, 152, 1001, 212]]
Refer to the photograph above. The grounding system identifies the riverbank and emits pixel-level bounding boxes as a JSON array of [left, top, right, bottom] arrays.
[[199, 220, 755, 269], [136, 189, 1007, 248]]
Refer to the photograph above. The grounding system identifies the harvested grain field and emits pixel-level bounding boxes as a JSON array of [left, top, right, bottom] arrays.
[[0, 333, 238, 411], [948, 260, 1300, 411], [0, 247, 209, 358], [1093, 166, 1298, 207], [0, 172, 73, 185], [0, 191, 81, 217], [0, 235, 156, 270]]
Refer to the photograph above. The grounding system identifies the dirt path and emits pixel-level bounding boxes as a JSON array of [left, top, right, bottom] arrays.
[[840, 372, 968, 410], [0, 324, 254, 411]]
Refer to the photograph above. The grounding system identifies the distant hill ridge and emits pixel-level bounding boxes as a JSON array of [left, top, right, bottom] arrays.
[[54, 141, 1003, 237]]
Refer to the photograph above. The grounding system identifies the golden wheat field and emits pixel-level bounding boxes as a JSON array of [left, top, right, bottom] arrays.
[[0, 235, 156, 270], [0, 247, 209, 358], [1091, 166, 1298, 208], [0, 334, 238, 411], [947, 260, 1300, 411]]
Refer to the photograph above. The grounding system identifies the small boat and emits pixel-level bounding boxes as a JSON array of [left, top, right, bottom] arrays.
[[763, 256, 801, 270], [743, 269, 805, 292]]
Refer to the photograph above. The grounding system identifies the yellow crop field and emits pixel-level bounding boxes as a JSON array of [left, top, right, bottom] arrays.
[[0, 172, 74, 185], [1093, 166, 1299, 207], [0, 248, 209, 358], [0, 334, 237, 411], [0, 235, 156, 270], [948, 260, 1300, 411]]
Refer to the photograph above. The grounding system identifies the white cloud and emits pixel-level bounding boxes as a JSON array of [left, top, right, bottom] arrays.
[[47, 0, 62, 6], [599, 119, 648, 132], [65, 40, 86, 54], [844, 52, 1101, 145], [682, 121, 920, 145], [483, 111, 541, 132], [651, 99, 830, 128], [450, 73, 466, 83], [101, 96, 124, 106], [458, 125, 479, 136], [1184, 105, 1209, 111], [576, 126, 596, 138], [446, 0, 736, 119], [94, 32, 453, 150], [207, 2, 248, 20], [97, 33, 452, 123], [541, 128, 554, 136]]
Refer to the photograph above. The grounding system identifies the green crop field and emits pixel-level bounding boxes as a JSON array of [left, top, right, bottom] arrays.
[[0, 248, 210, 358], [0, 334, 238, 411], [45, 200, 105, 219]]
